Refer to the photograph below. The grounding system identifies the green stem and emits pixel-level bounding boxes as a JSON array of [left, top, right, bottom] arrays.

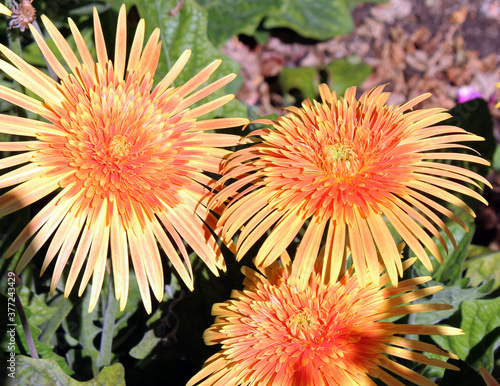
[[99, 275, 117, 368]]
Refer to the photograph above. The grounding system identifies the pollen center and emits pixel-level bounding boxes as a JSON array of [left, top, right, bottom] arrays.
[[42, 69, 193, 210], [108, 134, 131, 159], [325, 144, 352, 162], [287, 310, 322, 341], [321, 143, 357, 177]]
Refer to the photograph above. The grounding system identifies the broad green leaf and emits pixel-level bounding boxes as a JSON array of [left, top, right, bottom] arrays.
[[17, 287, 59, 328], [432, 297, 500, 372], [129, 330, 161, 359], [326, 56, 372, 95], [464, 248, 500, 292], [0, 291, 73, 375], [196, 0, 279, 47], [118, 0, 247, 119], [410, 281, 490, 326], [38, 297, 74, 345], [6, 356, 125, 386], [197, 0, 388, 48], [279, 66, 319, 102], [263, 1, 353, 41]]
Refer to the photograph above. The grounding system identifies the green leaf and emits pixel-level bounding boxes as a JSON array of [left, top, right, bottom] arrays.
[[325, 56, 372, 95], [129, 330, 161, 359], [197, 0, 387, 48], [121, 0, 247, 119], [61, 285, 102, 377], [279, 66, 319, 102], [410, 281, 490, 326], [278, 57, 372, 105], [38, 296, 74, 345], [432, 297, 500, 372], [263, 1, 354, 41], [6, 356, 125, 386], [17, 287, 59, 328], [0, 291, 73, 375], [412, 222, 474, 285], [80, 291, 103, 376], [196, 0, 278, 47], [434, 223, 475, 285], [464, 248, 500, 292]]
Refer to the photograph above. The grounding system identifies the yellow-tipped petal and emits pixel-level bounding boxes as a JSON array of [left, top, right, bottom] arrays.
[[0, 5, 244, 314], [214, 84, 490, 286], [114, 4, 127, 81], [0, 3, 12, 16], [190, 256, 462, 385]]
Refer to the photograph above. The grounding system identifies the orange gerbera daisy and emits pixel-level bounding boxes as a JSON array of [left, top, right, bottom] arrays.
[[214, 84, 490, 288], [0, 5, 247, 312], [188, 254, 462, 386]]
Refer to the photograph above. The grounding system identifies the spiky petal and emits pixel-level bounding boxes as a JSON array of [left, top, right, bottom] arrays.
[[189, 255, 462, 386], [214, 84, 491, 288], [0, 5, 248, 313]]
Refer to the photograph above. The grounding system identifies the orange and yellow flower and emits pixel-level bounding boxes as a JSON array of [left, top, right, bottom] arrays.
[[214, 85, 490, 288], [0, 5, 247, 312], [189, 254, 462, 386]]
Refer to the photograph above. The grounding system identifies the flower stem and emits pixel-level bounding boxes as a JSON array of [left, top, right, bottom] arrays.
[[9, 271, 39, 359], [99, 275, 117, 368]]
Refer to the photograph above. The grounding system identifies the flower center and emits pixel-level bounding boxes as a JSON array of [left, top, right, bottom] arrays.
[[321, 143, 356, 177], [287, 310, 322, 341], [324, 143, 353, 162], [108, 134, 131, 160], [41, 70, 186, 205]]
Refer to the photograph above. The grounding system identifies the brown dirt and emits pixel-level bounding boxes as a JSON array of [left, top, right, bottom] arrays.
[[224, 0, 500, 117]]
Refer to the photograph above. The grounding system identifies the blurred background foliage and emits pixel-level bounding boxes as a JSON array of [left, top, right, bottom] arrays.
[[0, 0, 499, 385]]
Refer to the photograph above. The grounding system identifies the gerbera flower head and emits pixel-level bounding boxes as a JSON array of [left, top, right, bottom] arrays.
[[0, 4, 248, 312], [214, 84, 491, 288], [188, 254, 462, 386]]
